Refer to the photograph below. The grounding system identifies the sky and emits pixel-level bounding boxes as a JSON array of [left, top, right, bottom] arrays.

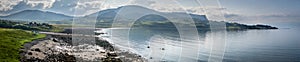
[[219, 0, 300, 28], [0, 0, 299, 28]]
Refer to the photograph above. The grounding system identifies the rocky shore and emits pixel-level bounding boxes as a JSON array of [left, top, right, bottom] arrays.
[[20, 32, 147, 62]]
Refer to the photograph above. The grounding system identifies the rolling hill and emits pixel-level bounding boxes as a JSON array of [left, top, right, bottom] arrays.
[[0, 10, 73, 21]]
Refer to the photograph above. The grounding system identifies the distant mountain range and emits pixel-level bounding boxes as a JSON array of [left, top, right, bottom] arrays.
[[0, 10, 73, 21], [0, 5, 208, 22], [0, 5, 278, 30]]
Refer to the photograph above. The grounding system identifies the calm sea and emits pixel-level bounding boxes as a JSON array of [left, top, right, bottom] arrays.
[[99, 27, 300, 62]]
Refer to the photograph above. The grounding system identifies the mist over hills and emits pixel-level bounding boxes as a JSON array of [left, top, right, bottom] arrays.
[[0, 5, 208, 22], [0, 5, 277, 29]]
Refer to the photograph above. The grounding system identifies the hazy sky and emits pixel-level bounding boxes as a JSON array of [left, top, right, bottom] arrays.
[[220, 0, 300, 28], [0, 0, 299, 28]]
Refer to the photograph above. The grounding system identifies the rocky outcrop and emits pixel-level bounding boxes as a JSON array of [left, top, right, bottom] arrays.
[[20, 34, 147, 62]]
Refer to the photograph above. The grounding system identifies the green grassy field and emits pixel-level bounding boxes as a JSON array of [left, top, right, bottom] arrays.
[[0, 28, 46, 62]]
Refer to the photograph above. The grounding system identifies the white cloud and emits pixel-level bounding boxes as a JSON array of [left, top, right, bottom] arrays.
[[151, 4, 186, 12], [129, 0, 156, 6], [72, 0, 110, 16], [25, 0, 56, 9], [75, 0, 107, 9], [127, 0, 186, 13], [0, 0, 23, 11], [0, 0, 238, 18]]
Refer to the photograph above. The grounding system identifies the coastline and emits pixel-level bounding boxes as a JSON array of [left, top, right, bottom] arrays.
[[20, 30, 147, 62]]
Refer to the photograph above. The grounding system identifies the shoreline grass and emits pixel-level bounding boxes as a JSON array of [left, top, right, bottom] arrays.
[[0, 28, 46, 62]]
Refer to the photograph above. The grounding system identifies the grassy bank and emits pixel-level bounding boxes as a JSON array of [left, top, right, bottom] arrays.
[[0, 20, 64, 33], [0, 28, 46, 62]]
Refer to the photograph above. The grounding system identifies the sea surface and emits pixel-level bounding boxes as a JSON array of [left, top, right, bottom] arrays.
[[98, 27, 300, 62]]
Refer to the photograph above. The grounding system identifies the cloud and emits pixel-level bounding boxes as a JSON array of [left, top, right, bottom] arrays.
[[75, 0, 104, 9], [125, 0, 233, 21], [223, 13, 244, 21], [126, 0, 184, 13], [127, 0, 228, 15], [25, 0, 56, 9], [0, 0, 234, 17], [72, 0, 110, 16], [221, 12, 300, 24], [0, 0, 23, 11], [129, 0, 156, 6], [256, 13, 300, 18]]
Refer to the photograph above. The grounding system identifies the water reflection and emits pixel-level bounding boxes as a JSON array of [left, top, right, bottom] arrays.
[[100, 28, 300, 62]]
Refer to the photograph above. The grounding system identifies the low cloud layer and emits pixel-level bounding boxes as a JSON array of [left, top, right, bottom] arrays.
[[0, 0, 230, 17], [0, 0, 298, 24]]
